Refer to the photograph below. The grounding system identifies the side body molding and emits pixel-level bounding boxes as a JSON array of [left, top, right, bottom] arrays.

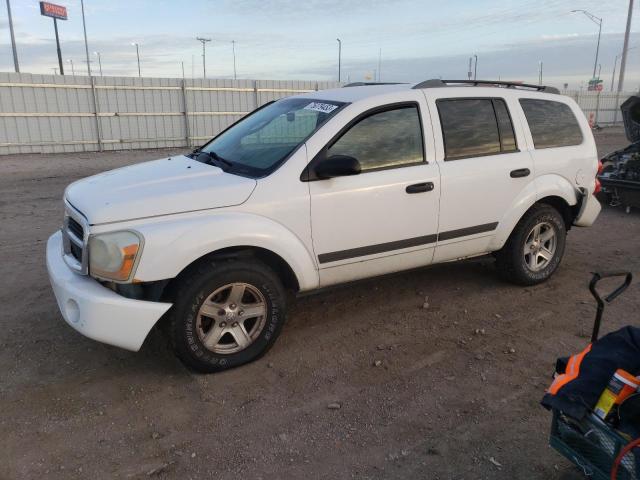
[[127, 212, 320, 291]]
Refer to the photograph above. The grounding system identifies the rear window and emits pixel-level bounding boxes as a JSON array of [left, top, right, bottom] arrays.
[[437, 98, 518, 160], [519, 99, 583, 149]]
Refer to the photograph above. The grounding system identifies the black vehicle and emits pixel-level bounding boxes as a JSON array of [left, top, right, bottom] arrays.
[[599, 96, 640, 210]]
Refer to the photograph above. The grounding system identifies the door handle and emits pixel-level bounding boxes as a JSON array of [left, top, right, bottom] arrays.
[[510, 168, 531, 178], [406, 182, 434, 194]]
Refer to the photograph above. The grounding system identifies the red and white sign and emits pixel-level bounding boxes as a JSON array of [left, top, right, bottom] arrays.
[[39, 2, 68, 20]]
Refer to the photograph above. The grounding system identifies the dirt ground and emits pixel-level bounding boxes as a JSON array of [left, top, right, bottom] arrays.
[[0, 127, 638, 480]]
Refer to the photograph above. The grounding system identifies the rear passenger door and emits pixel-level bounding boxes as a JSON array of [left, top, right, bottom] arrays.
[[428, 96, 534, 262]]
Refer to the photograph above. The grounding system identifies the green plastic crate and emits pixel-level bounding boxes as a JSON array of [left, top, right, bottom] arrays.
[[550, 409, 638, 479]]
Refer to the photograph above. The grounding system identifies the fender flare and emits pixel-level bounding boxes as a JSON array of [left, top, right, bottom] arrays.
[[132, 212, 319, 291], [489, 174, 578, 251]]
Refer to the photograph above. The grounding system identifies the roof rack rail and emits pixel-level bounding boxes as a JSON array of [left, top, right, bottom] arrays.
[[412, 79, 560, 94], [343, 82, 405, 87]]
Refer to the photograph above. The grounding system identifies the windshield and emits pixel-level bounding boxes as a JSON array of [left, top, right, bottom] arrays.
[[198, 97, 346, 177]]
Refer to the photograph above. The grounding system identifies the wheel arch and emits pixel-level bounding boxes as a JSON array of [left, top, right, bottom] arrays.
[[490, 175, 578, 251], [132, 212, 320, 294], [162, 245, 301, 303]]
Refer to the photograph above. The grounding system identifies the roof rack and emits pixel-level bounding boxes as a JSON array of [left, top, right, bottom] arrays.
[[412, 79, 560, 94], [343, 82, 405, 87]]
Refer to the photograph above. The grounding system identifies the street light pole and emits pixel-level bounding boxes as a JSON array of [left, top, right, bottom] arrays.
[[5, 0, 19, 72], [231, 40, 237, 80], [336, 38, 342, 82], [571, 9, 603, 79], [473, 54, 478, 80], [67, 59, 75, 76], [538, 61, 543, 85], [80, 0, 91, 76], [131, 43, 141, 77], [196, 37, 211, 79], [617, 0, 634, 92], [93, 51, 102, 76]]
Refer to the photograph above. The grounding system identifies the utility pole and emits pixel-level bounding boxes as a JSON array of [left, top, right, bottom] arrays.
[[473, 54, 478, 80], [5, 0, 19, 72], [196, 37, 211, 79], [80, 0, 91, 76], [467, 57, 473, 80], [67, 58, 75, 75], [612, 53, 620, 91], [571, 9, 602, 80], [617, 0, 634, 92], [232, 40, 237, 80], [94, 51, 102, 76], [336, 38, 342, 82], [612, 46, 637, 91], [131, 43, 141, 77]]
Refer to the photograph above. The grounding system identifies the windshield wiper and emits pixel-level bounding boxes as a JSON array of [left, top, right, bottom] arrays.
[[192, 150, 233, 170], [205, 150, 233, 168]]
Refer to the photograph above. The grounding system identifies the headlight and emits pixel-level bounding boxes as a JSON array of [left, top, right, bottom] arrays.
[[89, 231, 142, 282]]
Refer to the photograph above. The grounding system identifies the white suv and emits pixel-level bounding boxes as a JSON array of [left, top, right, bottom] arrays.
[[46, 80, 601, 372]]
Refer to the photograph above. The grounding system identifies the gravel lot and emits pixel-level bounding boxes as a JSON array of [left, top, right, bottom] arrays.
[[0, 127, 638, 479]]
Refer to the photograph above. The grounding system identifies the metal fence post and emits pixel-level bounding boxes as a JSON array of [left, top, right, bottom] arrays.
[[253, 80, 259, 110], [182, 79, 191, 148], [90, 76, 103, 152], [613, 92, 621, 125]]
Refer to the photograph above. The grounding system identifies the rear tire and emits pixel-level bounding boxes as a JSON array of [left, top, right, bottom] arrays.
[[495, 204, 566, 285], [168, 259, 287, 373]]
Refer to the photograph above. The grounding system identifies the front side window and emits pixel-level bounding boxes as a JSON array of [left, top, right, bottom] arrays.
[[519, 99, 583, 149], [437, 98, 521, 160], [200, 98, 345, 177], [327, 105, 425, 171]]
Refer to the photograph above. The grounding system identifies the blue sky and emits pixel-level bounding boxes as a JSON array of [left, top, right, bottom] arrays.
[[0, 0, 638, 89]]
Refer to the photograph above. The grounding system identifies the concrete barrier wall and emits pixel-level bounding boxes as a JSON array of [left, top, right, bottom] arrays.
[[0, 72, 635, 155]]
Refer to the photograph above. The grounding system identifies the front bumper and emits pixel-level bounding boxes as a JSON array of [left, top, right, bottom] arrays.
[[46, 231, 172, 351]]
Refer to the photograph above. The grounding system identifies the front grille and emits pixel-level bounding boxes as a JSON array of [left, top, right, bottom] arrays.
[[62, 204, 88, 274], [67, 217, 84, 240], [70, 241, 83, 262]]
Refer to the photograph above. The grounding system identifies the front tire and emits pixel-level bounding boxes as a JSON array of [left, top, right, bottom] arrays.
[[168, 259, 287, 373], [495, 204, 566, 285]]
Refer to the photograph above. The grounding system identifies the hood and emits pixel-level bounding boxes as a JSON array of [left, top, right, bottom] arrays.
[[621, 95, 640, 143], [65, 155, 257, 225]]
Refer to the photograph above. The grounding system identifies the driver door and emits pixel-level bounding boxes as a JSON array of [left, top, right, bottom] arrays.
[[306, 99, 441, 287]]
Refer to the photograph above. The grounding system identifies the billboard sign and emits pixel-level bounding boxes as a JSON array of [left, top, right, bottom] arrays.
[[39, 2, 68, 21], [587, 78, 603, 92]]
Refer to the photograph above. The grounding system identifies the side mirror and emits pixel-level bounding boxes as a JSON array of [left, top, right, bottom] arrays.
[[314, 154, 361, 179]]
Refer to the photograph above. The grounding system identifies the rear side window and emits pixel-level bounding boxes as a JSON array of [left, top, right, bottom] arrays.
[[519, 99, 583, 149], [327, 105, 424, 171], [437, 98, 518, 160]]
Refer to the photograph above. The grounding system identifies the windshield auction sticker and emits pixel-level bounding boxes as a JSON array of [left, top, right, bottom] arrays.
[[303, 102, 339, 114]]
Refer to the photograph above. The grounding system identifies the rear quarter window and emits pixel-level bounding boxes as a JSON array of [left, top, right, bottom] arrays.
[[519, 99, 583, 149]]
